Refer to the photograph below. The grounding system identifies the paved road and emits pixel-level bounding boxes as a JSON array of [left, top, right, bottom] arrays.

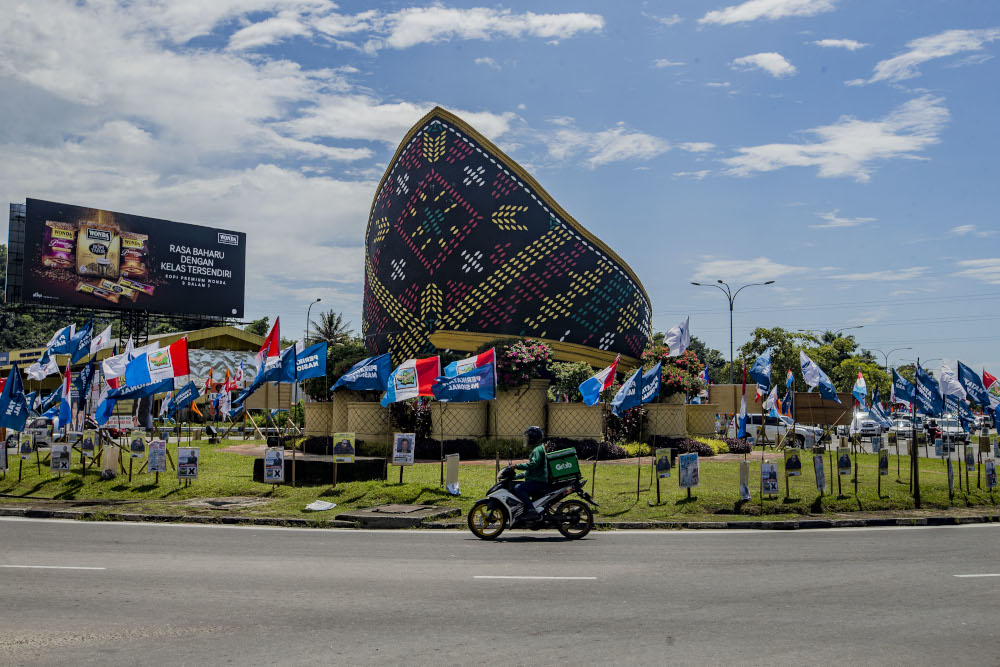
[[1, 519, 998, 665]]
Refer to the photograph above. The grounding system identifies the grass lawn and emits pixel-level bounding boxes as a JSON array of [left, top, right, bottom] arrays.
[[1, 440, 998, 523]]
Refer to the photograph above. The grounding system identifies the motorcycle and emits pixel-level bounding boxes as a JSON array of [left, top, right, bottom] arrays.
[[467, 465, 598, 540]]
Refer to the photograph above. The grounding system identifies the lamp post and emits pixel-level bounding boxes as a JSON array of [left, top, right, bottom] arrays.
[[304, 298, 322, 345], [870, 347, 912, 372], [690, 279, 775, 385]]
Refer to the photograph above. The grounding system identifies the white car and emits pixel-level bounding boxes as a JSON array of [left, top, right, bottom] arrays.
[[727, 414, 825, 448]]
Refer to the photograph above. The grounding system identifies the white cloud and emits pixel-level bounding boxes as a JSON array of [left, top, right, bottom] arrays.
[[731, 52, 797, 77], [692, 256, 805, 283], [956, 259, 1000, 284], [227, 11, 312, 50], [836, 267, 929, 282], [722, 95, 949, 181], [951, 224, 997, 238], [678, 142, 716, 153], [673, 170, 711, 180], [813, 38, 868, 50], [700, 0, 836, 26], [539, 119, 670, 169], [653, 59, 685, 68], [706, 81, 732, 88], [810, 210, 877, 229], [645, 12, 683, 27], [474, 56, 501, 70], [849, 28, 1000, 85]]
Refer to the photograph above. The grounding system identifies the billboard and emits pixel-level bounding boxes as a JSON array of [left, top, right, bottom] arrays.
[[15, 198, 245, 318]]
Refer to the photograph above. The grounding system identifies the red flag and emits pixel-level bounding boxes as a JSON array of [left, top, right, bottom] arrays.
[[255, 317, 281, 371]]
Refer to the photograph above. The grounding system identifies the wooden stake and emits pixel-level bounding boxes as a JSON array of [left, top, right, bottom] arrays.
[[399, 464, 404, 485], [636, 452, 642, 502]]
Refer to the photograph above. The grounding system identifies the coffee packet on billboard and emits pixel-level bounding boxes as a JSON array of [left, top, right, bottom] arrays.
[[117, 277, 155, 296], [42, 221, 76, 270], [76, 281, 120, 304], [99, 278, 139, 302], [77, 222, 121, 280], [120, 232, 149, 279]]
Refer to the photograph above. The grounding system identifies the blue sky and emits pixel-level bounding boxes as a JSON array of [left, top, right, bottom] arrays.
[[1, 0, 998, 374]]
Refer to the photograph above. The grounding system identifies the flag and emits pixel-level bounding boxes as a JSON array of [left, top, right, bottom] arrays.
[[234, 362, 244, 387], [663, 316, 691, 357], [191, 400, 203, 417], [780, 386, 794, 418], [254, 317, 281, 371], [27, 348, 59, 381], [641, 363, 662, 405], [737, 364, 748, 439], [915, 364, 943, 417], [762, 386, 779, 418], [432, 363, 497, 403], [102, 339, 133, 379], [24, 391, 37, 414], [957, 361, 990, 408], [611, 368, 642, 417], [94, 383, 116, 426], [701, 366, 710, 385], [749, 349, 772, 401], [800, 351, 840, 403], [173, 381, 200, 411], [939, 363, 965, 401], [380, 357, 442, 406], [45, 324, 76, 355], [579, 355, 620, 407], [38, 387, 60, 413], [74, 360, 97, 401], [294, 342, 328, 381], [69, 317, 94, 364], [224, 367, 236, 392], [852, 371, 867, 405], [892, 369, 915, 405], [159, 393, 173, 418], [275, 345, 298, 384], [871, 388, 891, 428], [332, 354, 392, 392], [0, 363, 30, 431], [444, 348, 496, 377], [955, 398, 974, 431], [57, 361, 72, 430], [90, 324, 113, 356], [123, 338, 190, 388]]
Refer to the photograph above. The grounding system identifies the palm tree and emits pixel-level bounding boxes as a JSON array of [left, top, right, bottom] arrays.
[[310, 310, 353, 345]]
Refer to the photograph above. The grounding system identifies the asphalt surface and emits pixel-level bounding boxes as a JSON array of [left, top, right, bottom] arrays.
[[1, 519, 999, 665]]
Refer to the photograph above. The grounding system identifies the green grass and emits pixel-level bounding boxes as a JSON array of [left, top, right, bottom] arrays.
[[1, 440, 997, 522]]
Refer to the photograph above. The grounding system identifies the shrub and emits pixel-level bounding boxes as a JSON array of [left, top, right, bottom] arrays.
[[604, 406, 648, 444], [548, 361, 595, 402], [546, 438, 627, 460], [720, 437, 753, 454], [622, 442, 652, 457], [639, 347, 705, 400], [694, 437, 730, 455], [650, 435, 716, 457], [476, 338, 553, 390]]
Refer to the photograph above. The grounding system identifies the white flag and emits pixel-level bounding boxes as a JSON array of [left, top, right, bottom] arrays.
[[90, 324, 113, 355], [27, 353, 59, 381], [664, 316, 691, 357], [102, 338, 134, 379], [800, 351, 821, 391], [939, 363, 966, 400]]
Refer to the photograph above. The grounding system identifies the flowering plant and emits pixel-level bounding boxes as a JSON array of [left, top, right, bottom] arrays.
[[640, 346, 705, 399], [476, 338, 553, 391]]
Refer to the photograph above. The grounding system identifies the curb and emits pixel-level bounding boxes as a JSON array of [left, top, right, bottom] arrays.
[[0, 506, 356, 529]]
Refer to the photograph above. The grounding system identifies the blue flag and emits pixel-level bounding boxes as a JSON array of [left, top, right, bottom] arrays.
[[611, 368, 642, 417], [749, 349, 772, 397], [331, 353, 392, 392], [69, 318, 94, 364], [295, 342, 327, 381], [957, 361, 990, 408], [24, 391, 38, 414], [111, 377, 175, 400], [431, 362, 496, 403], [915, 365, 943, 416], [641, 363, 662, 405], [892, 369, 915, 405], [39, 387, 60, 413], [0, 363, 31, 431], [276, 345, 298, 384], [46, 324, 76, 355], [75, 360, 97, 399], [173, 381, 201, 411]]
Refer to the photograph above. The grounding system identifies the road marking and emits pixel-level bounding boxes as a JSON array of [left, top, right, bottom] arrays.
[[1, 565, 106, 570], [474, 576, 596, 580], [953, 573, 1000, 578]]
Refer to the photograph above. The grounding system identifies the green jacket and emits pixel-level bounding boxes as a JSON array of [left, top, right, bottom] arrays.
[[515, 444, 547, 482]]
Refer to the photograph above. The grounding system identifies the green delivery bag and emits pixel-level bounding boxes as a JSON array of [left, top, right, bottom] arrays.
[[546, 448, 580, 483]]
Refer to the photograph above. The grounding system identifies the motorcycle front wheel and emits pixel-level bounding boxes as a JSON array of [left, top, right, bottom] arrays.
[[555, 500, 593, 540], [468, 500, 507, 540]]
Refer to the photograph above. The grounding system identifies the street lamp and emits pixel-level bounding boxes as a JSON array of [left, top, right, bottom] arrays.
[[304, 298, 322, 345], [870, 347, 912, 372], [690, 279, 775, 384]]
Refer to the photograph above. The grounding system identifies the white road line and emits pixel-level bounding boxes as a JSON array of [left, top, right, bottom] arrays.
[[953, 573, 1000, 578], [474, 576, 596, 580], [1, 565, 106, 570]]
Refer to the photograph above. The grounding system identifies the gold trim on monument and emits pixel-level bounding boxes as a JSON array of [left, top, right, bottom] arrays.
[[428, 330, 641, 371]]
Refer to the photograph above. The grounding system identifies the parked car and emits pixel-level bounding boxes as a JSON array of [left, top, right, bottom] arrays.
[[852, 411, 882, 438], [890, 418, 916, 440], [727, 414, 826, 448]]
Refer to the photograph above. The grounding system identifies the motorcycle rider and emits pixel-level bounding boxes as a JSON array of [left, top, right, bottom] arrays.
[[514, 426, 549, 521]]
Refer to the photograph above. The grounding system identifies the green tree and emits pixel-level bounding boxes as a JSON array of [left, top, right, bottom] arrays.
[[309, 310, 353, 346], [548, 361, 594, 402], [731, 327, 811, 391], [687, 336, 726, 384], [836, 358, 890, 398], [243, 316, 270, 338]]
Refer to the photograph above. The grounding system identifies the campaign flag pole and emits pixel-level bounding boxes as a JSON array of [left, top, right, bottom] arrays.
[[912, 358, 921, 508]]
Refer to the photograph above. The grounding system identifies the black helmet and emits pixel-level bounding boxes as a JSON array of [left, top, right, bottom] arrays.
[[524, 426, 544, 446]]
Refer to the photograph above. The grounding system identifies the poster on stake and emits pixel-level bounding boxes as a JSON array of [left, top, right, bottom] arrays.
[[130, 433, 146, 459], [784, 449, 803, 477], [965, 448, 976, 472], [264, 448, 284, 482], [19, 433, 34, 459], [655, 449, 672, 479], [678, 453, 699, 489], [813, 455, 826, 491], [392, 433, 416, 466], [879, 448, 889, 476], [738, 460, 751, 500], [0, 443, 7, 473], [332, 432, 355, 463], [986, 460, 997, 490], [177, 447, 199, 479], [837, 447, 852, 476], [81, 430, 97, 458], [148, 440, 167, 473], [50, 444, 71, 473], [761, 462, 779, 496]]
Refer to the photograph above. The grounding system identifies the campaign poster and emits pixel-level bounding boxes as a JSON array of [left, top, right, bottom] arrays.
[[738, 460, 751, 500], [148, 440, 167, 474], [986, 460, 997, 490], [264, 448, 284, 482], [81, 430, 97, 457], [813, 455, 826, 490], [130, 433, 146, 459], [871, 436, 882, 453], [947, 458, 954, 494], [50, 444, 72, 473], [965, 448, 976, 472], [784, 448, 803, 477], [761, 462, 779, 496], [878, 448, 889, 476], [392, 433, 415, 466], [654, 448, 672, 479], [332, 432, 355, 463], [837, 447, 852, 476], [678, 452, 699, 489], [177, 447, 199, 479], [17, 199, 246, 318], [27, 425, 51, 447], [934, 439, 944, 458], [19, 433, 34, 460], [0, 442, 7, 472]]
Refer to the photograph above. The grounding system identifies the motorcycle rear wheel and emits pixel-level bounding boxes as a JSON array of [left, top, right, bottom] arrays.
[[555, 500, 593, 540], [468, 500, 507, 540]]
